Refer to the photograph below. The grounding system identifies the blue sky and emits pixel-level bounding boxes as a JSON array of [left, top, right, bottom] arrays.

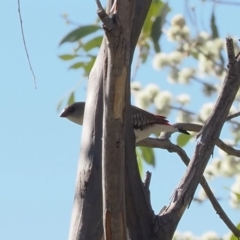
[[1, 1, 240, 239]]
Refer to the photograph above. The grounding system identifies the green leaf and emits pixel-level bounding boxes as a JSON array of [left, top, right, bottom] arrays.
[[140, 146, 155, 167], [150, 16, 161, 53], [230, 223, 240, 240], [59, 25, 101, 45], [69, 62, 85, 69], [210, 11, 219, 39], [143, 1, 169, 39], [142, 0, 164, 37], [59, 54, 77, 60], [177, 134, 191, 147], [56, 99, 64, 112], [136, 148, 144, 178], [83, 36, 103, 51], [67, 92, 75, 105]]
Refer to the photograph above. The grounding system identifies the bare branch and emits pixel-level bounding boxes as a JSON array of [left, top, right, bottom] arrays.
[[143, 171, 152, 191], [177, 123, 240, 157], [95, 0, 113, 30], [138, 138, 240, 237], [143, 171, 153, 215], [17, 0, 36, 88], [216, 139, 240, 157], [152, 38, 240, 239], [173, 122, 240, 157], [227, 111, 240, 121], [170, 106, 195, 116]]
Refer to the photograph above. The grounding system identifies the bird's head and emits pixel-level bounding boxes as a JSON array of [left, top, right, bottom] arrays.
[[59, 102, 85, 125]]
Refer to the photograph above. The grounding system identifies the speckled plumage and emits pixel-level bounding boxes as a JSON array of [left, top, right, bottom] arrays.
[[60, 102, 189, 142]]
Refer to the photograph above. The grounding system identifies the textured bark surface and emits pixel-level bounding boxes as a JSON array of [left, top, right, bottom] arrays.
[[68, 0, 153, 240], [68, 42, 106, 240]]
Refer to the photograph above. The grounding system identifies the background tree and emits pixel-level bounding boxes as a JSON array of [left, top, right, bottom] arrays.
[[2, 1, 240, 240], [58, 0, 240, 239]]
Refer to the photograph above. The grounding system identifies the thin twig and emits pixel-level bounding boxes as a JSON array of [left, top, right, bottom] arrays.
[[17, 0, 36, 89], [227, 111, 240, 121], [170, 106, 195, 116], [205, 0, 240, 6]]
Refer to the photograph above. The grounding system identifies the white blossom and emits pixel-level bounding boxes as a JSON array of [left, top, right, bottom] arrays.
[[168, 51, 183, 65], [198, 54, 213, 73], [204, 159, 221, 179], [176, 94, 190, 105], [219, 156, 240, 177], [166, 25, 190, 41], [201, 231, 219, 240], [167, 22, 190, 41], [195, 31, 210, 46], [144, 84, 161, 100], [166, 25, 182, 41], [131, 81, 142, 92], [213, 38, 224, 50], [168, 69, 179, 83], [135, 90, 151, 109], [229, 175, 240, 208], [178, 68, 195, 84], [154, 91, 172, 115], [181, 26, 190, 39], [173, 231, 196, 240], [176, 111, 192, 123], [152, 52, 170, 70], [204, 40, 221, 60], [171, 14, 186, 28]]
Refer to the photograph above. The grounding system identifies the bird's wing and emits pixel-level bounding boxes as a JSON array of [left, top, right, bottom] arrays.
[[131, 106, 170, 130]]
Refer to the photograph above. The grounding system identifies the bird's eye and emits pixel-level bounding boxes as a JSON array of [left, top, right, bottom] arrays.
[[70, 107, 75, 113]]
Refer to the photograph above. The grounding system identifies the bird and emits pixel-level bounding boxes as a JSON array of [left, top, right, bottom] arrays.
[[60, 102, 190, 142]]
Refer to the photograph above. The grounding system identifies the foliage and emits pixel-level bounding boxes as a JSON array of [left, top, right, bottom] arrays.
[[59, 24, 102, 77]]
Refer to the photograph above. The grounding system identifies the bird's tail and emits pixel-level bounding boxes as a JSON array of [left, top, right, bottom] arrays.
[[178, 128, 190, 135]]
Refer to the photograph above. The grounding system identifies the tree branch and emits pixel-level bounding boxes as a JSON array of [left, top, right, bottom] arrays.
[[138, 138, 240, 237], [96, 0, 114, 30], [153, 38, 240, 239], [174, 122, 240, 157], [227, 111, 240, 121], [143, 171, 154, 216], [17, 0, 36, 88]]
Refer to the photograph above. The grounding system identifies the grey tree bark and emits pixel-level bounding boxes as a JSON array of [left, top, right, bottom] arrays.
[[68, 0, 153, 239]]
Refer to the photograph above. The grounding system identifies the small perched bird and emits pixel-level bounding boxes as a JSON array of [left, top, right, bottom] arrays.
[[60, 102, 190, 142]]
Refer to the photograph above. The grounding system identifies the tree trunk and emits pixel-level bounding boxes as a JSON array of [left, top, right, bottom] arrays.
[[68, 0, 153, 239]]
